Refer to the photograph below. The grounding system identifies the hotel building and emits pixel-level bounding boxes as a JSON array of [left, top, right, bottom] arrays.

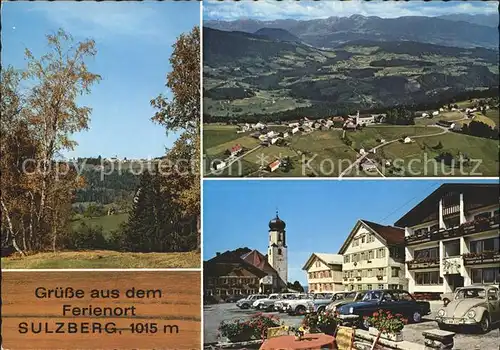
[[396, 183, 499, 299]]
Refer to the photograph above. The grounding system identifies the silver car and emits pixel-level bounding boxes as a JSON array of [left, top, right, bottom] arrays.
[[436, 285, 500, 333], [236, 294, 267, 309]]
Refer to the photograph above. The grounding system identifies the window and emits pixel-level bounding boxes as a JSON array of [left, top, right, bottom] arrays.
[[415, 271, 440, 285], [353, 239, 359, 247], [376, 248, 386, 259], [470, 237, 500, 253], [278, 248, 282, 255], [361, 252, 366, 261], [414, 227, 429, 236], [344, 255, 350, 263], [444, 240, 460, 257], [368, 250, 374, 259], [367, 269, 373, 277], [362, 270, 367, 277], [487, 288, 498, 301], [474, 212, 492, 220], [367, 234, 375, 243], [362, 236, 365, 243], [444, 216, 460, 228], [415, 247, 439, 259], [378, 284, 384, 289], [367, 284, 372, 290], [391, 267, 400, 278], [357, 284, 363, 291], [394, 291, 414, 301]]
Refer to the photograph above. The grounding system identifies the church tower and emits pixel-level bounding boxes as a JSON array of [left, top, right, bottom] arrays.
[[267, 211, 288, 284]]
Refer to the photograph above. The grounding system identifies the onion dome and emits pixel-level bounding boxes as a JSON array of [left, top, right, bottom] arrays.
[[269, 211, 286, 231]]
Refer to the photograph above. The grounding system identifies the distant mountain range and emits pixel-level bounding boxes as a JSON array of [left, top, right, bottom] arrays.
[[204, 14, 499, 49], [203, 27, 499, 119]]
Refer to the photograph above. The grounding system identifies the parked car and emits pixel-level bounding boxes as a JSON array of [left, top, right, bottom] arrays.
[[336, 290, 431, 329], [436, 285, 500, 333], [277, 294, 308, 313], [325, 291, 366, 313], [252, 293, 282, 311], [236, 294, 267, 309], [226, 294, 246, 303], [273, 293, 301, 312], [286, 293, 330, 315], [309, 293, 334, 314]]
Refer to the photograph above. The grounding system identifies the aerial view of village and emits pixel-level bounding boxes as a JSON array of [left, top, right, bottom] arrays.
[[203, 180, 500, 349], [202, 1, 499, 178]]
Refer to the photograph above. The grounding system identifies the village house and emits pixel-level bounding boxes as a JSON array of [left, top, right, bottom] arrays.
[[268, 160, 281, 172], [356, 113, 376, 126], [289, 122, 300, 128], [361, 161, 378, 172], [229, 144, 242, 157], [339, 220, 407, 291], [283, 132, 289, 138], [258, 134, 268, 142], [303, 253, 344, 293], [291, 127, 299, 134], [204, 249, 268, 297], [437, 120, 456, 130], [241, 249, 287, 294], [432, 111, 440, 117], [213, 160, 226, 171], [396, 183, 499, 299], [344, 121, 357, 130], [270, 137, 280, 145], [403, 136, 412, 144], [267, 130, 277, 138]]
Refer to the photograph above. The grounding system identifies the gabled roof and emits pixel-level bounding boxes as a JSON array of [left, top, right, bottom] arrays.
[[241, 249, 278, 275], [269, 160, 281, 168], [302, 253, 343, 271], [338, 219, 404, 254], [205, 249, 268, 279], [394, 183, 499, 228]]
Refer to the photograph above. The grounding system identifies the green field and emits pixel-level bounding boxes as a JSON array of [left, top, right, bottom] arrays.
[[1, 250, 201, 269], [482, 109, 499, 127], [203, 124, 243, 150], [348, 125, 442, 149], [415, 111, 465, 126], [71, 213, 129, 237], [382, 132, 498, 176], [203, 123, 498, 177]]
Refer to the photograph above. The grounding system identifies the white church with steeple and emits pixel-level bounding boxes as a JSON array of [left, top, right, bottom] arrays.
[[268, 211, 288, 284]]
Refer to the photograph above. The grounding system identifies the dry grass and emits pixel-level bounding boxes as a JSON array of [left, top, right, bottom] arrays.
[[1, 250, 201, 269]]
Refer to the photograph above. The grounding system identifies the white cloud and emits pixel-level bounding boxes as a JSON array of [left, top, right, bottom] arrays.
[[203, 0, 498, 21], [26, 2, 171, 42]]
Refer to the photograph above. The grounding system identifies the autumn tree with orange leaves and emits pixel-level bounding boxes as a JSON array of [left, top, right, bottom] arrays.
[[1, 29, 100, 255]]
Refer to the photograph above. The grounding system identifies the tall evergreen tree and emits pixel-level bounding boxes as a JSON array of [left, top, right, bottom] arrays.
[[118, 170, 196, 253]]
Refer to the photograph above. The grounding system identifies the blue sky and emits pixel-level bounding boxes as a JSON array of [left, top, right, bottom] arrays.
[[204, 0, 498, 21], [203, 179, 497, 284], [2, 1, 200, 159]]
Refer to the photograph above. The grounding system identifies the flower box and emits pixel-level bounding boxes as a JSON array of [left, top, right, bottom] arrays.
[[369, 327, 403, 342], [226, 329, 255, 343]]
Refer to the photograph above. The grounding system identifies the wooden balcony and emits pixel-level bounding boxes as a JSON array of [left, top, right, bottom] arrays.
[[405, 214, 499, 246], [463, 251, 500, 266], [407, 257, 440, 270]]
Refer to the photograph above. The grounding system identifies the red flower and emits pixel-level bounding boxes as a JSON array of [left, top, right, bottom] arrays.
[[373, 312, 379, 317]]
